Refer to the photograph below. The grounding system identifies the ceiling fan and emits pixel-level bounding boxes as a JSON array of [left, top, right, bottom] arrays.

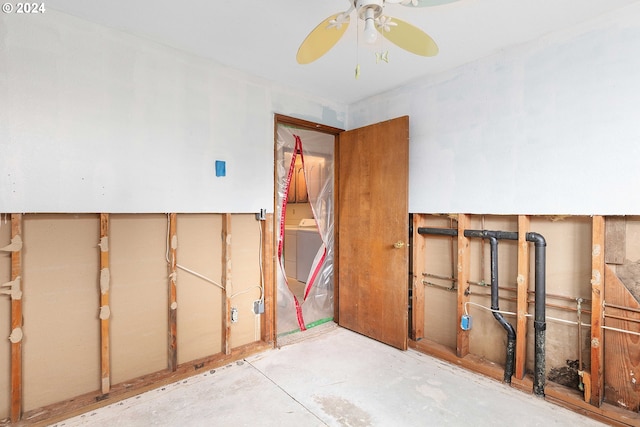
[[296, 0, 460, 64]]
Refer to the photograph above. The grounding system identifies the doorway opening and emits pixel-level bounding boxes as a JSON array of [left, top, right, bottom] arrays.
[[274, 115, 342, 339]]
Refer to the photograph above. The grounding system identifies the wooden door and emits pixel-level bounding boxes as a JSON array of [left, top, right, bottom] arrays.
[[337, 116, 409, 350]]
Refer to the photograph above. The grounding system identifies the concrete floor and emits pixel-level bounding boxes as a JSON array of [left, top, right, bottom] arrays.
[[50, 324, 604, 427]]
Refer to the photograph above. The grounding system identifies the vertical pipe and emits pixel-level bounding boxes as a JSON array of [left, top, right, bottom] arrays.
[[488, 236, 516, 383], [527, 232, 546, 397]]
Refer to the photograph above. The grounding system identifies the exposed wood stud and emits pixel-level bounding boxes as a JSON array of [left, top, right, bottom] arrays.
[[456, 214, 471, 358], [168, 213, 178, 371], [515, 215, 530, 379], [411, 214, 427, 341], [222, 213, 232, 355], [260, 214, 276, 344], [590, 215, 605, 406], [10, 213, 23, 423], [99, 213, 111, 394]]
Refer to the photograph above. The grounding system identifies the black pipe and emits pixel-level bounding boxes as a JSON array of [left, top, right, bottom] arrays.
[[487, 236, 516, 383], [526, 232, 546, 397], [418, 226, 547, 396], [417, 227, 458, 237]]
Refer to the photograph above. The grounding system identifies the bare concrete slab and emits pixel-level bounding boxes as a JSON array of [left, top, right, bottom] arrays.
[[50, 326, 605, 427]]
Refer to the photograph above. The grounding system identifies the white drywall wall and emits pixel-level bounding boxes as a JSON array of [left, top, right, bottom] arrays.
[[0, 11, 345, 213], [348, 3, 640, 215]]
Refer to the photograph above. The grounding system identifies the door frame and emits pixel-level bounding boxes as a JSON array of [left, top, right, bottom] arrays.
[[272, 114, 343, 336]]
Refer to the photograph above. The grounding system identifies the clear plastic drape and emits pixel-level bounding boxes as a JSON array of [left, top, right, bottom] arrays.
[[276, 125, 334, 334]]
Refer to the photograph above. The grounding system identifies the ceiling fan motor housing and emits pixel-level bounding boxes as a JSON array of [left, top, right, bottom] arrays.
[[355, 0, 384, 20]]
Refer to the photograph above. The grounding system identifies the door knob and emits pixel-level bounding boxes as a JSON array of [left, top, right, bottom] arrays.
[[393, 241, 405, 249]]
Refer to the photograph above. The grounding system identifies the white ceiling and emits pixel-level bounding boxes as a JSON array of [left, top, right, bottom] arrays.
[[48, 0, 638, 104]]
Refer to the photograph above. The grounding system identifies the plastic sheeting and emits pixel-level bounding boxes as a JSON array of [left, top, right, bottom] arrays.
[[276, 125, 335, 334]]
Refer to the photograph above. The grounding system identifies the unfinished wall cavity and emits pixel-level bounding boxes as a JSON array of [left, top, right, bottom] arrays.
[[175, 214, 224, 363], [0, 212, 271, 424], [413, 214, 640, 424], [415, 215, 593, 384], [109, 215, 168, 384], [22, 214, 101, 411], [527, 217, 592, 389]]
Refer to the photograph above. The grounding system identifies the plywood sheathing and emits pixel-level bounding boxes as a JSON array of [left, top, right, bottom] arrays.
[[605, 217, 626, 265], [590, 215, 605, 406], [603, 265, 640, 412]]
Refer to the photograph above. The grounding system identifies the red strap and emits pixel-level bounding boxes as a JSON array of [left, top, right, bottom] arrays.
[[303, 247, 326, 301], [277, 135, 303, 258], [278, 135, 307, 331]]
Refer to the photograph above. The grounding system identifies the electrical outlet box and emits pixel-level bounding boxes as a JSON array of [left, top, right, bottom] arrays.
[[253, 300, 265, 314], [230, 307, 238, 323], [460, 314, 472, 331]]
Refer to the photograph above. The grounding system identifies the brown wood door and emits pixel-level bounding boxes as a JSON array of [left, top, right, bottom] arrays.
[[337, 116, 409, 350]]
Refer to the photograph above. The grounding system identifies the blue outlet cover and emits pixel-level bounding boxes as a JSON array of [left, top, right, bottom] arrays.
[[215, 160, 226, 177]]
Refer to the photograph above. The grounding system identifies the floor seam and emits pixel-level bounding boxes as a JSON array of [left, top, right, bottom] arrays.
[[246, 359, 330, 426]]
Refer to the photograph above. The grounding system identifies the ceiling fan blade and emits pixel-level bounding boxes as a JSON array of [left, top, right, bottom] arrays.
[[379, 17, 438, 57], [296, 14, 350, 64], [397, 0, 459, 7]]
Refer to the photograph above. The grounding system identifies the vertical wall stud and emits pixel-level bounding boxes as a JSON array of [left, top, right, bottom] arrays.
[[456, 214, 470, 358], [515, 215, 530, 379], [222, 213, 232, 355], [590, 215, 605, 406], [411, 214, 427, 341], [168, 213, 178, 371], [10, 214, 23, 423], [99, 214, 111, 394], [260, 214, 275, 344]]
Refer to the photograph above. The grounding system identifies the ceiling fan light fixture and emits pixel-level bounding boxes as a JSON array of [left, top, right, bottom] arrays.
[[356, 0, 383, 44], [363, 9, 378, 43], [356, 0, 384, 19]]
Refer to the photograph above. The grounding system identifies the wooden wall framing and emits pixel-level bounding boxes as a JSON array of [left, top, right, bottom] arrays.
[[411, 214, 640, 426], [0, 213, 275, 425], [10, 214, 23, 423]]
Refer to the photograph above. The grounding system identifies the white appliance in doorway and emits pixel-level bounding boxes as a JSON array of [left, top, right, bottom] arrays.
[[296, 224, 323, 283]]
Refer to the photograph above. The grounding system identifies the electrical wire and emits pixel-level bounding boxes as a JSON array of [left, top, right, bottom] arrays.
[[463, 301, 591, 328], [165, 214, 225, 291], [602, 325, 640, 337]]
